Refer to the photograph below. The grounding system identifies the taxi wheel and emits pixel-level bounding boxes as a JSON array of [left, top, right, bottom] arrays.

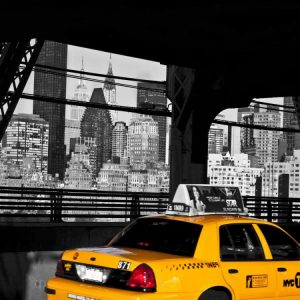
[[199, 289, 231, 300]]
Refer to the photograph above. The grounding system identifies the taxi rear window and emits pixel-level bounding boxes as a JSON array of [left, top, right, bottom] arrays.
[[110, 218, 202, 257]]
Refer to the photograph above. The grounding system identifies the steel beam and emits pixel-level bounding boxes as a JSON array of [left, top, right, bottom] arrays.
[[292, 96, 300, 129], [167, 65, 196, 131], [0, 39, 44, 141], [167, 65, 198, 197], [18, 92, 172, 117]]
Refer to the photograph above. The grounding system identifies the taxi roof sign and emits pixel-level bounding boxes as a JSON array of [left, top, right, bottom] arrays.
[[166, 184, 248, 216]]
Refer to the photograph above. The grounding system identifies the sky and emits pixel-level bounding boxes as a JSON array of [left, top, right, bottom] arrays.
[[220, 97, 284, 122], [16, 43, 284, 126], [16, 44, 167, 124]]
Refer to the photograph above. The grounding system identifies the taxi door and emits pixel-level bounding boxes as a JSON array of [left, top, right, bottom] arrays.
[[257, 224, 300, 300], [219, 224, 277, 300]]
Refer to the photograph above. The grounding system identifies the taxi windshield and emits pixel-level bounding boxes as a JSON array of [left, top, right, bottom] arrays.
[[109, 218, 202, 257]]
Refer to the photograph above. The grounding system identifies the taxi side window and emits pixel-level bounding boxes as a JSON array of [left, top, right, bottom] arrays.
[[258, 224, 300, 260], [220, 224, 265, 261]]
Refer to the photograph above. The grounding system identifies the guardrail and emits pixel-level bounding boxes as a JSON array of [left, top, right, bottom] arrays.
[[0, 186, 169, 222], [243, 196, 300, 223], [0, 187, 300, 223]]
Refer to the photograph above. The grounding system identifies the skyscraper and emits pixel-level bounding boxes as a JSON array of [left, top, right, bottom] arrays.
[[65, 137, 95, 189], [69, 59, 90, 121], [283, 97, 300, 155], [137, 82, 167, 163], [128, 115, 159, 166], [33, 41, 67, 180], [208, 124, 224, 154], [2, 114, 49, 174], [228, 126, 241, 156], [103, 54, 117, 124], [112, 121, 128, 163], [64, 119, 81, 156], [254, 111, 281, 167], [65, 60, 90, 155], [207, 153, 262, 196], [81, 88, 113, 178], [241, 114, 256, 157], [262, 162, 289, 197]]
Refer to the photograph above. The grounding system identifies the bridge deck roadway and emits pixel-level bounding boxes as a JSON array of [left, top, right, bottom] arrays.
[[0, 222, 126, 252], [0, 222, 299, 252]]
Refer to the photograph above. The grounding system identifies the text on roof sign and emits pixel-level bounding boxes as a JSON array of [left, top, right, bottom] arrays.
[[167, 184, 247, 216]]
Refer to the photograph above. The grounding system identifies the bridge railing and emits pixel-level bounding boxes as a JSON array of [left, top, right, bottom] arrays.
[[243, 196, 300, 223], [0, 187, 300, 223], [0, 186, 169, 222]]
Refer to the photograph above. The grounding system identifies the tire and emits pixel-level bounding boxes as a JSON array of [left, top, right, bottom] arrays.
[[199, 289, 231, 300]]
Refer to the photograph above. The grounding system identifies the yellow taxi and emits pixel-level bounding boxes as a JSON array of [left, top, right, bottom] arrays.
[[45, 184, 300, 300]]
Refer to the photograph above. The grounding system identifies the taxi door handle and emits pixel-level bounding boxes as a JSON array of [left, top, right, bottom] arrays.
[[228, 269, 239, 274], [277, 267, 287, 272]]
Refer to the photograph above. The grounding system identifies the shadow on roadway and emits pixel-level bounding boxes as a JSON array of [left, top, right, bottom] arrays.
[[0, 251, 60, 300]]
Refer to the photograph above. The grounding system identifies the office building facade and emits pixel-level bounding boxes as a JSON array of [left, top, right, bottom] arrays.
[[208, 124, 224, 154], [81, 88, 113, 178], [283, 97, 300, 155], [241, 114, 256, 157], [64, 138, 95, 189], [137, 82, 167, 163], [112, 121, 128, 163], [33, 41, 67, 179], [207, 152, 263, 196], [64, 119, 81, 156], [128, 116, 159, 166], [254, 111, 281, 167], [2, 114, 49, 174]]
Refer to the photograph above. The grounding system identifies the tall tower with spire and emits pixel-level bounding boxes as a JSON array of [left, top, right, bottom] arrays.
[[70, 57, 90, 121], [103, 54, 118, 124], [65, 57, 91, 156]]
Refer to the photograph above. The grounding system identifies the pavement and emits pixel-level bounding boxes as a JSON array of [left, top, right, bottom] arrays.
[[0, 251, 60, 300]]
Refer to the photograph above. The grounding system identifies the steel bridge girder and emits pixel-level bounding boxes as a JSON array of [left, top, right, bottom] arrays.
[[0, 39, 44, 141]]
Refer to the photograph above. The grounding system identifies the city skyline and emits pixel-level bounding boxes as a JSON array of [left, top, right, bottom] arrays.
[[17, 44, 167, 125], [16, 41, 285, 134], [220, 97, 284, 123], [3, 42, 297, 198], [2, 93, 300, 198]]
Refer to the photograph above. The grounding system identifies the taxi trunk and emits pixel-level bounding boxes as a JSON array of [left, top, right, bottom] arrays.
[[46, 246, 197, 300], [54, 247, 160, 291], [46, 216, 202, 300]]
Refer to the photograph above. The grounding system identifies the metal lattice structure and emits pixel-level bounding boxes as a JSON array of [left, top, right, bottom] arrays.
[[0, 39, 44, 141], [292, 97, 300, 129], [167, 65, 196, 131]]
